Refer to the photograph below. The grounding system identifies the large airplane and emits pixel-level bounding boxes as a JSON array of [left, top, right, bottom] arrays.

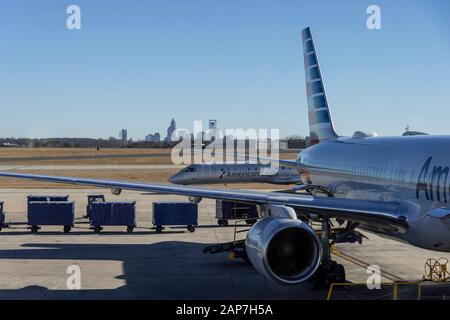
[[169, 163, 301, 185], [2, 27, 450, 287]]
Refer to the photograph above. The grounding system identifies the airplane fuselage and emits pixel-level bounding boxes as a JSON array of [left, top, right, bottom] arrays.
[[298, 134, 450, 252], [170, 163, 300, 185]]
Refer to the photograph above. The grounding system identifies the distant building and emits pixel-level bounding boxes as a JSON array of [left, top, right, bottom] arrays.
[[209, 120, 217, 130], [119, 129, 128, 142], [205, 119, 219, 142], [279, 140, 289, 150], [145, 132, 161, 142], [165, 119, 177, 142]]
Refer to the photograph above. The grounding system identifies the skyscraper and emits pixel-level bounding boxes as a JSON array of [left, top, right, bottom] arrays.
[[119, 129, 128, 142], [165, 119, 176, 142], [145, 132, 161, 142]]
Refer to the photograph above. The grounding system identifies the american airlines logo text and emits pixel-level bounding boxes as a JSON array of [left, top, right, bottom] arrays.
[[221, 171, 260, 179], [171, 121, 280, 175], [416, 157, 450, 203]]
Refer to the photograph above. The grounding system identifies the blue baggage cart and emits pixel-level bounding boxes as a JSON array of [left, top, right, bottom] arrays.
[[28, 195, 69, 202], [152, 202, 198, 233], [85, 195, 105, 218], [215, 200, 259, 226], [0, 202, 5, 231], [90, 202, 136, 233], [28, 201, 75, 233]]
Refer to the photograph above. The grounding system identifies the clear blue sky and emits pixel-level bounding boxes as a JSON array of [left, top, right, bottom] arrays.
[[1, 0, 450, 140]]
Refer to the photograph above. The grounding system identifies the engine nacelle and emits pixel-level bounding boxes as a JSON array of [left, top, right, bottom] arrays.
[[111, 188, 122, 196], [245, 217, 322, 285], [188, 196, 202, 204]]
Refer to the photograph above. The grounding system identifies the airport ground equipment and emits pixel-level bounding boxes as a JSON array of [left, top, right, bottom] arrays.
[[0, 202, 5, 231], [28, 195, 69, 202], [85, 195, 105, 218], [328, 281, 450, 300], [27, 201, 75, 233], [152, 202, 198, 233], [90, 202, 136, 233], [423, 258, 450, 282], [215, 200, 258, 226], [204, 239, 249, 262], [204, 220, 252, 263]]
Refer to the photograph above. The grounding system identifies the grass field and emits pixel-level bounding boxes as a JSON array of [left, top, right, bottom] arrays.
[[0, 148, 299, 189]]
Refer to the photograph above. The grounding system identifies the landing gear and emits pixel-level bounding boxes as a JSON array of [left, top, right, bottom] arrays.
[[312, 218, 346, 288], [217, 219, 228, 227], [313, 260, 346, 288]]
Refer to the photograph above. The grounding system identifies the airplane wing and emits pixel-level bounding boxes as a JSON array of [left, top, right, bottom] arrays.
[[0, 171, 410, 231], [275, 159, 298, 167]]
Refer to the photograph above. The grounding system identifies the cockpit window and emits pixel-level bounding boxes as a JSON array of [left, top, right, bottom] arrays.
[[181, 166, 197, 172]]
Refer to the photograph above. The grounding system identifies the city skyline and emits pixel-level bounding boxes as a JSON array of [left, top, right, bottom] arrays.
[[1, 1, 450, 140]]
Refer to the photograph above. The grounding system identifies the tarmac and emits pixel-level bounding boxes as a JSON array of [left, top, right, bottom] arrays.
[[0, 188, 450, 300]]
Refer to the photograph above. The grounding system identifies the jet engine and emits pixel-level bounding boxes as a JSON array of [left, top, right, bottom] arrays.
[[245, 217, 322, 285], [188, 196, 202, 204]]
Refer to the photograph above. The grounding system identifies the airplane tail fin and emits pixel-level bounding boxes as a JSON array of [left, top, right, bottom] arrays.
[[301, 27, 338, 144]]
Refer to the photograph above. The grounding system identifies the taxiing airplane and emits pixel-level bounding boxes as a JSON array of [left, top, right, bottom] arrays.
[[1, 27, 450, 286], [169, 163, 301, 185]]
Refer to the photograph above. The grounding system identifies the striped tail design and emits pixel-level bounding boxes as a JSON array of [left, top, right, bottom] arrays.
[[302, 27, 338, 145]]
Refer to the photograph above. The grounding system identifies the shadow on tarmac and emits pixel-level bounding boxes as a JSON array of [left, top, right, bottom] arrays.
[[0, 241, 326, 300]]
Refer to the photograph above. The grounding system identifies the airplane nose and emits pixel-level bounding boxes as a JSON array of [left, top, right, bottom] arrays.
[[169, 173, 183, 184], [168, 174, 178, 184]]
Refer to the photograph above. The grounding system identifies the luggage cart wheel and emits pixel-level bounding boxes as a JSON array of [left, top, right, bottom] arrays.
[[127, 226, 134, 233], [94, 226, 102, 233], [63, 226, 71, 233], [218, 219, 228, 227], [187, 225, 196, 233], [155, 226, 163, 233], [31, 226, 39, 234]]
